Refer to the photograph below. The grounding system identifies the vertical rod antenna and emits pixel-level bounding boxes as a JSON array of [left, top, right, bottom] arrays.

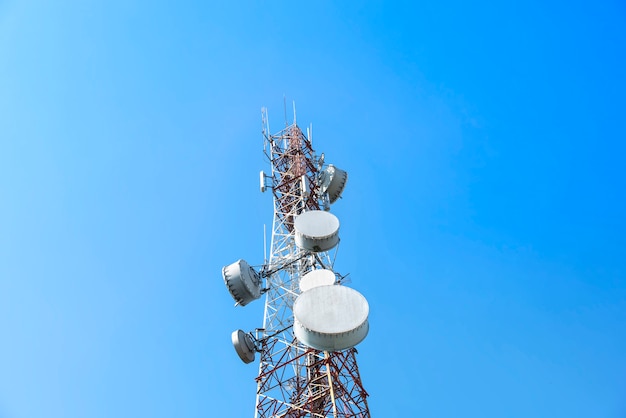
[[263, 224, 267, 264]]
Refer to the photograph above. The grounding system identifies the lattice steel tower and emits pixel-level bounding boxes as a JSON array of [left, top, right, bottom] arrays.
[[222, 105, 370, 417]]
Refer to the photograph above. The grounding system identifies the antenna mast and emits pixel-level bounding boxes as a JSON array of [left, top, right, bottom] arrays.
[[223, 105, 370, 417]]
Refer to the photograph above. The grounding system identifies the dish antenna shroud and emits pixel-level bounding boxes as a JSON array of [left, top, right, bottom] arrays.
[[294, 210, 340, 252], [222, 259, 262, 306], [299, 268, 336, 293], [319, 164, 348, 204], [294, 284, 369, 352]]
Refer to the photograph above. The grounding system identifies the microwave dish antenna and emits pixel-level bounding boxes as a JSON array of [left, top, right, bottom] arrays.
[[299, 268, 336, 292], [319, 164, 348, 204], [294, 284, 369, 352], [222, 259, 262, 307], [232, 329, 257, 364], [294, 210, 340, 252]]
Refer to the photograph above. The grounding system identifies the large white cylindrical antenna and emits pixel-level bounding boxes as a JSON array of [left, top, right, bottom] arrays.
[[293, 285, 369, 352], [294, 210, 340, 252]]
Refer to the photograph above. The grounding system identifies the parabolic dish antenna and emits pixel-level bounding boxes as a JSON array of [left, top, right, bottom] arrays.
[[222, 259, 262, 306], [299, 269, 336, 293], [293, 285, 369, 352], [294, 210, 340, 252], [232, 329, 256, 364], [320, 165, 348, 204]]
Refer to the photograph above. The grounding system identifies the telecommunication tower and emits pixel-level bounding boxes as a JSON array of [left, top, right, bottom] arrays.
[[222, 105, 370, 417]]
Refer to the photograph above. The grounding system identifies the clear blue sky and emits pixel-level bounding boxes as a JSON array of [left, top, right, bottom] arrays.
[[1, 1, 625, 417]]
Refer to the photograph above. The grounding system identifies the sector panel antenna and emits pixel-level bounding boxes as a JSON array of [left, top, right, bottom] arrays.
[[260, 170, 266, 193], [222, 259, 262, 306]]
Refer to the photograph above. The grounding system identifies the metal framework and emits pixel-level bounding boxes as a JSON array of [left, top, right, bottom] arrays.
[[253, 107, 370, 417]]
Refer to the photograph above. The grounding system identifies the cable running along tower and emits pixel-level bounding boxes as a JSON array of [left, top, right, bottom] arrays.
[[222, 105, 370, 417]]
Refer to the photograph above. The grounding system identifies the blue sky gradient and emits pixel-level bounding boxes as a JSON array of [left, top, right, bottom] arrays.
[[1, 1, 625, 417]]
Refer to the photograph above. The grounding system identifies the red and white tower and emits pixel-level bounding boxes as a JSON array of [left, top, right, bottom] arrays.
[[222, 106, 370, 417]]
